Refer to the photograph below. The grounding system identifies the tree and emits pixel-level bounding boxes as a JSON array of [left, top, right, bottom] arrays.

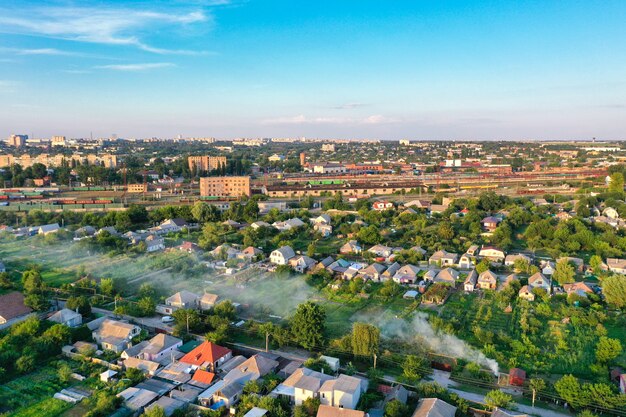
[[294, 397, 320, 417], [602, 275, 626, 308], [476, 259, 491, 274], [351, 322, 380, 357], [100, 278, 114, 296], [0, 272, 12, 289], [22, 269, 44, 293], [142, 405, 166, 417], [384, 400, 409, 417], [58, 362, 73, 383], [66, 295, 91, 315], [554, 374, 588, 409], [589, 255, 603, 273], [484, 390, 513, 410], [214, 300, 236, 319], [126, 367, 146, 385], [577, 411, 598, 417], [595, 337, 622, 364], [357, 225, 382, 245], [401, 355, 427, 384], [529, 378, 546, 407], [291, 302, 326, 350], [553, 259, 576, 285], [608, 172, 625, 194], [137, 297, 156, 317]]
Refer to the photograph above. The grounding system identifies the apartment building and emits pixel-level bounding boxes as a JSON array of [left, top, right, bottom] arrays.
[[188, 155, 227, 172], [200, 176, 250, 197]]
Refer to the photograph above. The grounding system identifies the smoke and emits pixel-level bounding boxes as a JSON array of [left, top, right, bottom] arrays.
[[359, 311, 499, 374]]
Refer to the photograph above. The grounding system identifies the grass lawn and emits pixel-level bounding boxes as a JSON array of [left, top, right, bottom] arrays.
[[0, 366, 67, 415], [8, 398, 72, 417]]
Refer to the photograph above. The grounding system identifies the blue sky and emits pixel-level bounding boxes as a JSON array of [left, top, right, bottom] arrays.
[[0, 0, 625, 140]]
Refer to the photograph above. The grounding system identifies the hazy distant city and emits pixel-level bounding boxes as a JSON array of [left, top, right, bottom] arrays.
[[1, 2, 626, 417]]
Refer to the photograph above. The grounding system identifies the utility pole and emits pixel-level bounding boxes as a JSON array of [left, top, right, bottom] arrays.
[[373, 353, 377, 369], [186, 312, 190, 334], [265, 332, 269, 352]]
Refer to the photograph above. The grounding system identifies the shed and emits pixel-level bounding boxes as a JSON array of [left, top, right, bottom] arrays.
[[509, 368, 526, 386], [100, 369, 118, 383], [320, 355, 340, 372], [403, 290, 418, 299]]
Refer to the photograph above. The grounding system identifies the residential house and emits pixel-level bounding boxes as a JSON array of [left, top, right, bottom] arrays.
[[504, 253, 532, 267], [463, 270, 478, 292], [316, 405, 365, 417], [155, 218, 191, 234], [199, 354, 279, 408], [368, 244, 395, 259], [124, 357, 160, 376], [603, 207, 620, 219], [0, 292, 33, 325], [458, 253, 476, 269], [92, 319, 141, 353], [392, 265, 420, 284], [518, 285, 535, 301], [409, 246, 427, 257], [478, 246, 506, 263], [273, 367, 334, 405], [380, 262, 401, 282], [477, 270, 498, 290], [373, 201, 394, 211], [541, 260, 555, 276], [210, 244, 241, 259], [270, 246, 296, 265], [145, 234, 165, 252], [290, 256, 318, 273], [411, 398, 456, 417], [273, 218, 305, 232], [434, 268, 459, 286], [466, 245, 480, 256], [139, 334, 183, 362], [314, 223, 333, 237], [38, 223, 60, 235], [429, 250, 459, 266], [562, 282, 595, 297], [359, 263, 387, 281], [423, 269, 438, 282], [606, 258, 626, 274], [340, 240, 362, 255], [319, 374, 366, 410], [481, 216, 501, 232], [200, 293, 220, 310], [251, 221, 271, 230], [404, 199, 430, 210], [528, 272, 552, 294], [311, 214, 331, 225], [238, 246, 264, 261], [166, 291, 201, 310], [48, 308, 82, 327], [175, 241, 202, 253], [74, 225, 96, 240], [180, 341, 233, 372]]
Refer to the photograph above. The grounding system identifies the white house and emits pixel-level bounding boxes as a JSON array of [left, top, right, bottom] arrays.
[[270, 246, 296, 265]]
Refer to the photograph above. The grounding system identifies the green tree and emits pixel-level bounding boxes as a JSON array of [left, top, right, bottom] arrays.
[[291, 302, 326, 350], [589, 255, 603, 273], [476, 259, 491, 274], [22, 269, 44, 293], [100, 278, 114, 296], [577, 411, 598, 417], [357, 225, 382, 245], [384, 400, 409, 417], [595, 337, 622, 364], [58, 362, 73, 383], [66, 295, 91, 315], [602, 275, 626, 308], [608, 172, 625, 194], [351, 322, 380, 357], [484, 390, 513, 410], [554, 374, 588, 409], [553, 259, 576, 285], [137, 297, 156, 316], [142, 405, 166, 417], [529, 378, 546, 407], [401, 355, 427, 384]]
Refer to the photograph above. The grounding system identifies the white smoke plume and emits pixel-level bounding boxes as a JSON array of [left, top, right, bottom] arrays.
[[366, 311, 499, 374]]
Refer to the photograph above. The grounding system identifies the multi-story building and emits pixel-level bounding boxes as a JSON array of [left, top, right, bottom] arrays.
[[51, 136, 66, 146], [188, 155, 227, 172], [7, 134, 27, 147], [200, 176, 250, 197]]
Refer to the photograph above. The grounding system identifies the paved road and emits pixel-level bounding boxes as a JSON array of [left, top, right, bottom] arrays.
[[430, 370, 574, 417]]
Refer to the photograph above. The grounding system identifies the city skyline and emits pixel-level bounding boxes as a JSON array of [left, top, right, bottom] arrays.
[[1, 0, 625, 140]]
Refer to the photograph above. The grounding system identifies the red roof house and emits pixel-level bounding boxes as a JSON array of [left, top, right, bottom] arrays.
[[180, 341, 232, 371], [509, 368, 526, 387]]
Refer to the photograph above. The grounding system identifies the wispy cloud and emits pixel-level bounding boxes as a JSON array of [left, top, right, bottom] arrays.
[[0, 5, 212, 54], [96, 62, 176, 71], [332, 102, 369, 109], [261, 114, 401, 126], [61, 69, 92, 74], [1, 47, 77, 56]]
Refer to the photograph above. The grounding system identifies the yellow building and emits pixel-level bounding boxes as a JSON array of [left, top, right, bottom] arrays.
[[188, 156, 226, 172], [200, 176, 250, 197]]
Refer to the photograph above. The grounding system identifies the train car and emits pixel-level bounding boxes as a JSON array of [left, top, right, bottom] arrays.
[[93, 200, 113, 204]]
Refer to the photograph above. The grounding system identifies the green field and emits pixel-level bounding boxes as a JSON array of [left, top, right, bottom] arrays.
[[8, 398, 72, 417]]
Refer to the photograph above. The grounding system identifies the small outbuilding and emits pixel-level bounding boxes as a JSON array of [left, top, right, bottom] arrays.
[[509, 367, 526, 386]]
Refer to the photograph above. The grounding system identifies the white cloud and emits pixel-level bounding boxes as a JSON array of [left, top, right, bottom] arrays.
[[96, 62, 176, 71], [332, 102, 368, 109], [15, 48, 76, 56], [0, 5, 211, 54], [262, 114, 401, 126]]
